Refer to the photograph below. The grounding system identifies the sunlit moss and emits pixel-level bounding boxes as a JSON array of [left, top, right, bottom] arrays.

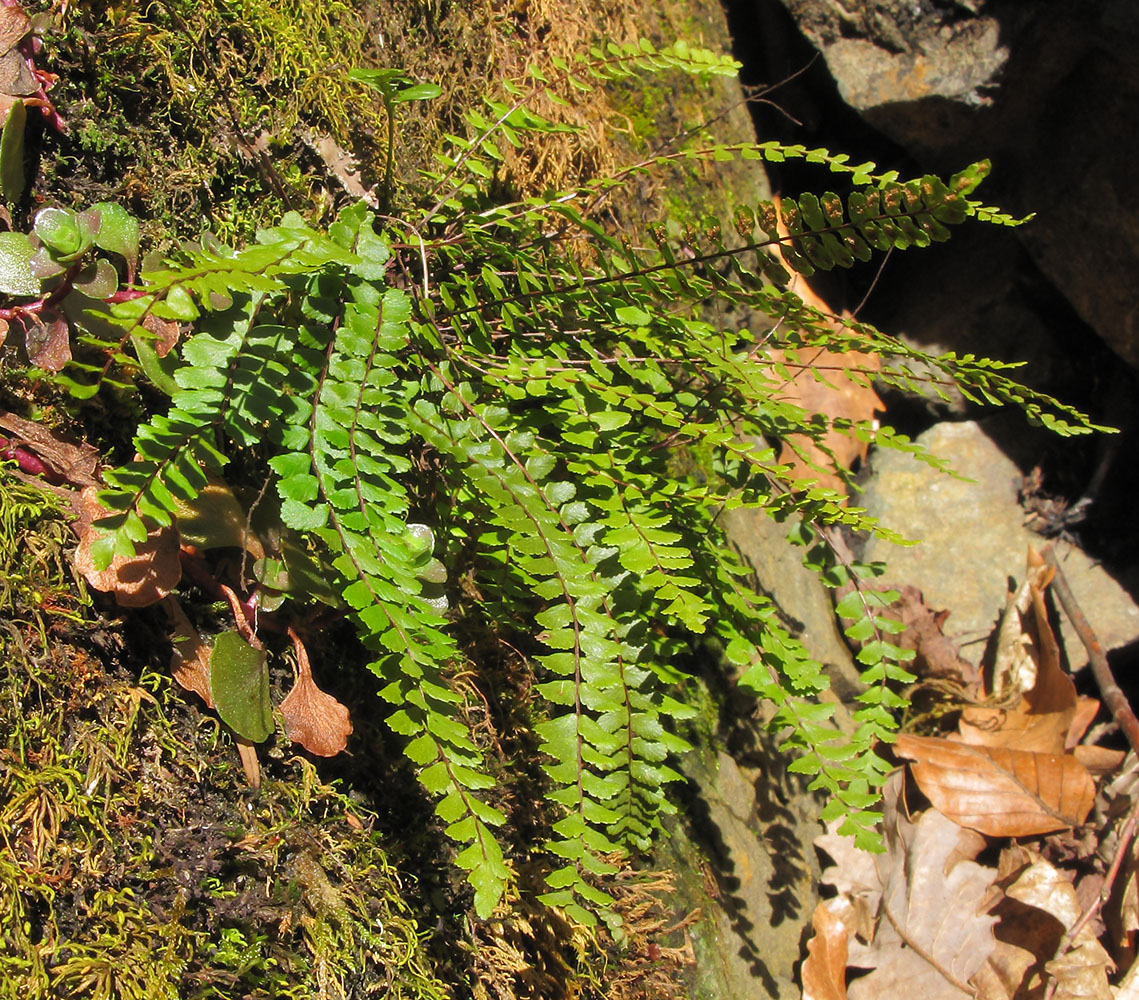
[[0, 473, 448, 998]]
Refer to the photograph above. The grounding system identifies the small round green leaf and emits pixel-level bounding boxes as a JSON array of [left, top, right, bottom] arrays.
[[0, 230, 38, 295]]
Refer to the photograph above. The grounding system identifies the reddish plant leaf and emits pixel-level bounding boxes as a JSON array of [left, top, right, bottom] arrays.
[[896, 733, 1096, 836], [163, 596, 214, 708], [0, 7, 30, 54], [73, 486, 181, 607], [21, 308, 71, 372], [280, 627, 352, 757]]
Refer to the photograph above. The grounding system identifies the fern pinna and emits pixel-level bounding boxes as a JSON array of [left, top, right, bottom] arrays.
[[84, 41, 1095, 925]]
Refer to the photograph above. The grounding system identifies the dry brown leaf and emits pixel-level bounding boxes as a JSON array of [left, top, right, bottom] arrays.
[[844, 808, 998, 1000], [0, 6, 30, 53], [1073, 745, 1127, 776], [1116, 955, 1139, 998], [802, 897, 855, 1000], [163, 596, 214, 708], [1006, 856, 1113, 1000], [0, 410, 99, 486], [960, 556, 1077, 754], [897, 733, 1096, 836], [770, 344, 883, 496], [767, 196, 883, 499], [73, 486, 182, 607], [280, 628, 351, 757], [1068, 697, 1103, 751]]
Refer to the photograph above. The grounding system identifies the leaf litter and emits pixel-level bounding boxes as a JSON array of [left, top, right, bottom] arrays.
[[805, 547, 1139, 999]]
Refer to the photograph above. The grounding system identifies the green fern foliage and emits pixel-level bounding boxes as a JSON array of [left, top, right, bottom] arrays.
[[81, 40, 1098, 925]]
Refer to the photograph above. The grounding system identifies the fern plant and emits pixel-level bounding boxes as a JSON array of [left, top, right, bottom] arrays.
[[76, 40, 1096, 927]]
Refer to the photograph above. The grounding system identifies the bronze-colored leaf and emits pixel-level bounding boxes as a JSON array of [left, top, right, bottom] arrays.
[[21, 309, 71, 372], [163, 595, 214, 708], [0, 7, 30, 54], [896, 733, 1096, 836], [73, 486, 181, 607], [141, 312, 182, 358], [280, 627, 351, 757]]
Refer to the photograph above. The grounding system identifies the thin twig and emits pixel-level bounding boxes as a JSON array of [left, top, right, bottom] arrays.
[[1042, 546, 1139, 755], [1039, 545, 1139, 1000]]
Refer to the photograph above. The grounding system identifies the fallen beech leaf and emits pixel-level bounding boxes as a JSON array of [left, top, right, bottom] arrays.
[[1007, 856, 1113, 1000], [844, 808, 998, 1000], [770, 344, 882, 497], [1117, 955, 1139, 998], [802, 897, 854, 1000], [163, 596, 214, 708], [1072, 744, 1126, 776], [1067, 696, 1101, 750], [896, 733, 1096, 836], [280, 627, 352, 757], [73, 486, 181, 607]]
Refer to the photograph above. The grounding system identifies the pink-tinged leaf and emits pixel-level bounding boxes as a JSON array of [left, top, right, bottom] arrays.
[[280, 627, 352, 757]]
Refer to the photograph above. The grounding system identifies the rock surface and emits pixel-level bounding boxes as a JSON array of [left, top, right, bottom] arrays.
[[861, 419, 1139, 668], [662, 743, 823, 1000], [768, 0, 1139, 374]]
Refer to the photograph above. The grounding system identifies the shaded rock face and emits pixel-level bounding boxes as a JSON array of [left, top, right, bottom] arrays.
[[768, 0, 1139, 373]]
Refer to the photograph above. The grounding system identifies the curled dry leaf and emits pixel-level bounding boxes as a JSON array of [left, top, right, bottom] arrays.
[[802, 897, 855, 1000], [163, 595, 214, 708], [896, 733, 1096, 837], [73, 486, 181, 607], [960, 556, 1079, 755], [280, 628, 352, 757]]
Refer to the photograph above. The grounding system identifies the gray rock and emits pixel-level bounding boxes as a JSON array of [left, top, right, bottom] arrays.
[[862, 419, 1139, 668], [662, 743, 823, 999], [772, 0, 1139, 372]]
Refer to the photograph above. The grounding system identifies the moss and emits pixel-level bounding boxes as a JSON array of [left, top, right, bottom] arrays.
[[0, 472, 448, 999]]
